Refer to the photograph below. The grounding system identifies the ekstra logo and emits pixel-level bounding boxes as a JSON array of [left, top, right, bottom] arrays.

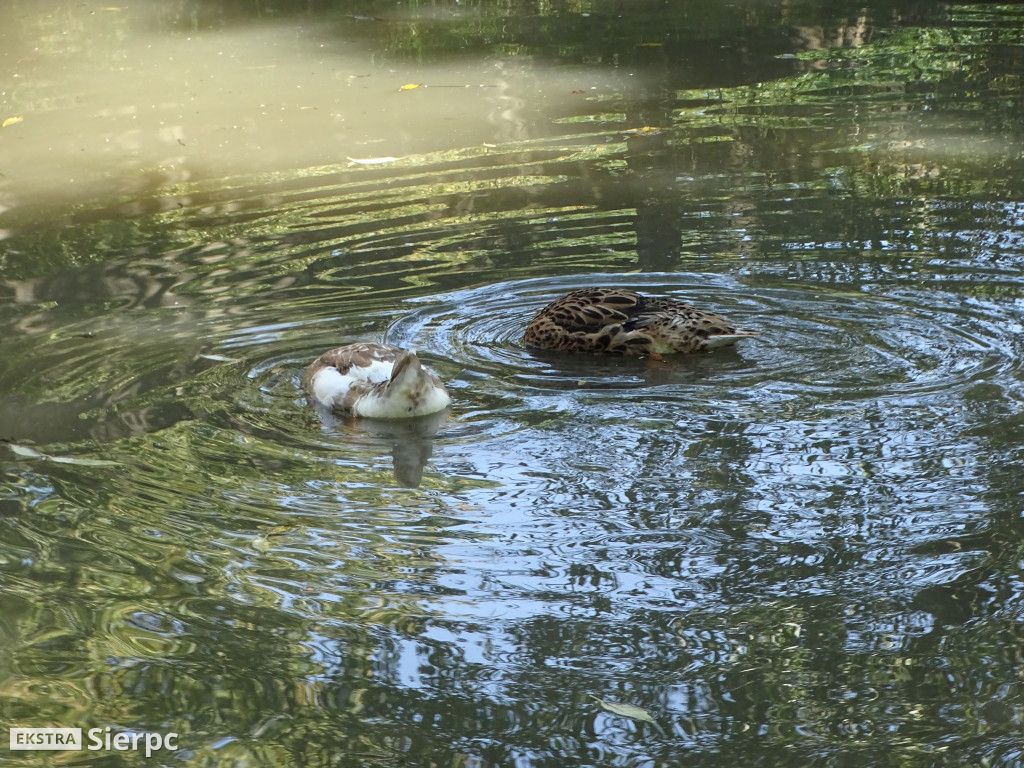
[[10, 727, 178, 757], [10, 728, 82, 750]]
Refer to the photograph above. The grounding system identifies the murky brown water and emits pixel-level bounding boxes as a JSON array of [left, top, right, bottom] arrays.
[[3, 1, 1024, 767], [0, 1, 638, 210]]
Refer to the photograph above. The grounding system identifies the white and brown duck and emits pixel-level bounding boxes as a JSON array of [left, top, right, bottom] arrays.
[[302, 342, 450, 418]]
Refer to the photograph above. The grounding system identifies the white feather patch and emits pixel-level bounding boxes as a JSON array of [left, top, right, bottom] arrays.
[[309, 367, 354, 409], [344, 359, 395, 384], [309, 358, 396, 407], [354, 385, 451, 418], [309, 354, 449, 417]]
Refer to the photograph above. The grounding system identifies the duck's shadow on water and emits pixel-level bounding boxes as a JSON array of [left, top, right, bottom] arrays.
[[310, 404, 450, 488]]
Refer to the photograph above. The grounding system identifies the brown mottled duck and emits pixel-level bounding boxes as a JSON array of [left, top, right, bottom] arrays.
[[523, 288, 758, 356]]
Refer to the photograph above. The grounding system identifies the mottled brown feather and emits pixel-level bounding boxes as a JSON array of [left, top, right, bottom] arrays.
[[301, 342, 401, 388], [523, 288, 758, 355]]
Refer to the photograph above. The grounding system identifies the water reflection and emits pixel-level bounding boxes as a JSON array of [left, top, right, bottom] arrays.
[[2, 237, 1024, 764], [2, 0, 1024, 766], [0, 1, 643, 212], [310, 409, 450, 488]]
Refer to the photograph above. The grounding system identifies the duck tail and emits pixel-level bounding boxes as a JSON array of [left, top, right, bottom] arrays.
[[390, 350, 423, 383], [702, 329, 759, 350]]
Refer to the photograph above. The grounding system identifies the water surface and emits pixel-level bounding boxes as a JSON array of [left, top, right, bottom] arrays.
[[3, 1, 1024, 766]]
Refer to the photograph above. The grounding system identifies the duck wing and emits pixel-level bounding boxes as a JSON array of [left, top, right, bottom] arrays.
[[538, 288, 645, 332], [628, 296, 759, 351], [524, 288, 757, 354], [302, 342, 402, 388]]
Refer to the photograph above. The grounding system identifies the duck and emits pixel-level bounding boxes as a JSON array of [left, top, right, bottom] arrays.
[[523, 287, 758, 356], [302, 342, 450, 418]]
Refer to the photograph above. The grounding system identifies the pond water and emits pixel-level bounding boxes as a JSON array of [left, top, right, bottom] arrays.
[[3, 1, 1024, 766]]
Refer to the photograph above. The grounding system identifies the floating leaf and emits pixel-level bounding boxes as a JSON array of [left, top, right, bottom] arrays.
[[782, 621, 802, 637], [9, 443, 44, 459], [589, 695, 656, 724], [252, 525, 295, 553], [2, 116, 24, 128], [622, 126, 662, 137], [347, 156, 399, 166], [8, 442, 119, 466], [49, 456, 121, 467], [399, 83, 423, 91]]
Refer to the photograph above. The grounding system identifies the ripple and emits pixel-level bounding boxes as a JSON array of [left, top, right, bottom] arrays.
[[746, 286, 1024, 406], [7, 270, 1021, 466], [386, 273, 1024, 410], [386, 273, 763, 390]]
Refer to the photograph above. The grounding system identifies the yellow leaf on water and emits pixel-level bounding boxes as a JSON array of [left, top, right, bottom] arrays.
[[622, 125, 662, 137], [2, 116, 24, 128], [399, 83, 423, 91]]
